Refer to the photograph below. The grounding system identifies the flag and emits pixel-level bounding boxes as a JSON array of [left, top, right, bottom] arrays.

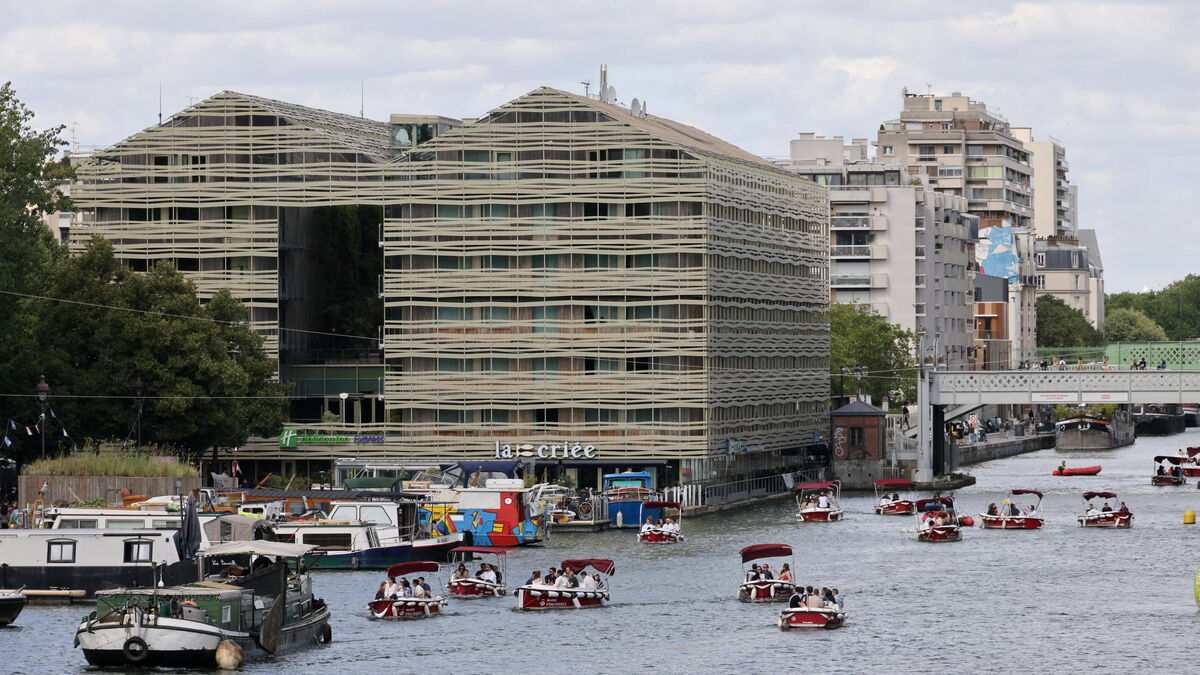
[[3, 436, 9, 447], [62, 428, 69, 437], [24, 427, 32, 436], [49, 409, 58, 420], [8, 420, 15, 431]]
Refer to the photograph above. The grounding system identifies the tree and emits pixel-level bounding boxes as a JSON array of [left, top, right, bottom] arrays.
[[1108, 276, 1200, 340], [1036, 295, 1101, 348], [0, 82, 70, 416], [1104, 307, 1167, 343], [30, 238, 288, 461], [830, 303, 916, 406]]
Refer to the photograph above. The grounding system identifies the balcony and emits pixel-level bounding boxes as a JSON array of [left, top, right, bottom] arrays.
[[831, 273, 888, 288], [831, 244, 870, 258], [830, 215, 870, 229]]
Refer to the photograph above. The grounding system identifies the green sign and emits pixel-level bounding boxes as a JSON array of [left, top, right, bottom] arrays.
[[279, 430, 384, 448]]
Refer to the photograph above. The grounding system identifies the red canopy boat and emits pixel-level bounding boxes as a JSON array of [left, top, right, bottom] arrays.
[[515, 558, 612, 610], [980, 489, 1044, 530], [1179, 449, 1200, 476], [637, 501, 684, 544], [873, 479, 916, 515], [447, 546, 507, 598], [738, 544, 797, 602], [778, 604, 847, 630], [1052, 464, 1101, 476], [1153, 455, 1187, 486], [368, 561, 447, 619], [795, 481, 844, 522], [914, 497, 962, 542], [1078, 491, 1133, 528]]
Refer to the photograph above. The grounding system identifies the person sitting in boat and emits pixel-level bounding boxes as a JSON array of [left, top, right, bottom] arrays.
[[412, 577, 431, 598], [580, 573, 597, 590], [1101, 502, 1112, 512], [788, 589, 804, 608], [879, 494, 891, 507], [833, 588, 844, 609], [375, 582, 388, 600], [986, 503, 998, 516], [525, 570, 543, 586], [761, 564, 774, 580], [779, 564, 793, 582], [591, 573, 605, 590], [1008, 502, 1020, 517], [1085, 503, 1097, 516], [805, 587, 824, 609], [481, 564, 498, 584], [1119, 502, 1130, 513], [746, 564, 762, 582], [822, 588, 836, 606], [817, 492, 831, 509], [1024, 504, 1037, 516], [451, 564, 469, 581], [397, 579, 413, 598], [1157, 465, 1166, 476], [640, 516, 655, 533], [384, 576, 401, 599], [664, 518, 679, 533], [546, 567, 558, 585], [1059, 461, 1067, 473]]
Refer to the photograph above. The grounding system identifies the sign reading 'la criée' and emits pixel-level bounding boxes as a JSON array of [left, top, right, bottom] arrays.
[[494, 441, 598, 459]]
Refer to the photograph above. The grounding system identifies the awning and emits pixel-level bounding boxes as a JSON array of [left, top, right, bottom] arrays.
[[387, 561, 440, 577], [450, 546, 507, 556], [1011, 489, 1043, 498], [1083, 491, 1117, 500], [740, 543, 792, 563], [561, 558, 616, 576], [873, 479, 914, 489]]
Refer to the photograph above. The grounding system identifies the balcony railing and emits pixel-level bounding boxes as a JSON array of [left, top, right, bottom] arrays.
[[831, 244, 870, 257], [830, 215, 870, 229], [831, 274, 871, 286]]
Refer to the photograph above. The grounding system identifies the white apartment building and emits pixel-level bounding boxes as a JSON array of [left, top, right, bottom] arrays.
[[1012, 128, 1075, 238], [876, 91, 1038, 366], [779, 135, 977, 369]]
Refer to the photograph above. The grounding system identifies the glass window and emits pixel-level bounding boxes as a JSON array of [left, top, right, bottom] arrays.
[[48, 540, 76, 563], [481, 409, 510, 424], [359, 506, 392, 526], [437, 358, 473, 372], [531, 203, 557, 226], [461, 150, 489, 162], [918, 145, 935, 155], [882, 145, 894, 155], [943, 145, 954, 154], [57, 519, 98, 528], [123, 540, 153, 563], [584, 306, 620, 322], [583, 254, 619, 269], [108, 520, 144, 529], [630, 408, 662, 423], [966, 145, 984, 156], [626, 305, 660, 320], [480, 307, 510, 321], [481, 255, 511, 269], [532, 306, 558, 333], [437, 307, 473, 321], [480, 358, 510, 371], [532, 358, 559, 372], [586, 409, 622, 423], [627, 254, 658, 268]]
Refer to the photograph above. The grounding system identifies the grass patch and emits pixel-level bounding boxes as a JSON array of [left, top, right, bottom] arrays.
[[22, 452, 198, 478]]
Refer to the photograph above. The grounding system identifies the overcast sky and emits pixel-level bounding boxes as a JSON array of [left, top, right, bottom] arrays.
[[3, 0, 1194, 292]]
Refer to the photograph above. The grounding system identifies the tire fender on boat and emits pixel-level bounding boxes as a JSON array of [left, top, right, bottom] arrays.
[[319, 623, 332, 644], [122, 636, 149, 664]]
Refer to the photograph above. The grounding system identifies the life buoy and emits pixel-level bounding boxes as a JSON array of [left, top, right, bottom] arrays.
[[122, 636, 149, 663], [318, 623, 332, 644]]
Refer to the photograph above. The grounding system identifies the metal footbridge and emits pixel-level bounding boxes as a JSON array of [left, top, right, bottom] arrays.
[[930, 369, 1200, 406]]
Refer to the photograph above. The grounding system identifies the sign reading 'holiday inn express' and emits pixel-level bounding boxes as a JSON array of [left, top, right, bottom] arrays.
[[279, 430, 386, 448]]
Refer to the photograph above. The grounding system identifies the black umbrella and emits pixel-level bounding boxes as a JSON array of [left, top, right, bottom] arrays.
[[177, 495, 202, 559]]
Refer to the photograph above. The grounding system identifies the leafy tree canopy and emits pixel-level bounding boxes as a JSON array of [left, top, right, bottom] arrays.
[[26, 238, 288, 462], [830, 303, 916, 407], [1107, 275, 1200, 340], [1036, 294, 1102, 348], [1104, 307, 1167, 343]]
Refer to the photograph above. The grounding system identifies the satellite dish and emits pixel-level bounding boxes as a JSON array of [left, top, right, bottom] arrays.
[[605, 85, 616, 103], [631, 98, 641, 117]]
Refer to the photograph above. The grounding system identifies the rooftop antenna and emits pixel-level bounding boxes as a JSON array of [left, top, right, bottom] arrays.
[[925, 83, 933, 94], [581, 79, 591, 97], [185, 96, 199, 106], [157, 83, 162, 124], [360, 78, 364, 118], [599, 64, 608, 103], [630, 98, 641, 117]]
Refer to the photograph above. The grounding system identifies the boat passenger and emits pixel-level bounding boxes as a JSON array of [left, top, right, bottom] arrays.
[[746, 564, 761, 582], [1157, 465, 1166, 476], [833, 588, 844, 609], [415, 577, 432, 598], [554, 571, 572, 589], [986, 503, 998, 516], [481, 564, 498, 584], [640, 517, 655, 533], [761, 564, 774, 580], [384, 576, 400, 598], [1085, 503, 1097, 516], [779, 564, 793, 582], [788, 590, 804, 608], [580, 574, 597, 590], [879, 495, 891, 506], [817, 493, 831, 509], [375, 582, 388, 600], [399, 579, 413, 598], [592, 573, 605, 590], [805, 587, 824, 609], [822, 588, 835, 606], [1059, 461, 1067, 473], [452, 564, 469, 581], [1008, 502, 1020, 517], [1101, 503, 1112, 513], [1119, 502, 1130, 513], [567, 570, 580, 588], [546, 567, 558, 584], [1024, 505, 1037, 516], [525, 570, 542, 586]]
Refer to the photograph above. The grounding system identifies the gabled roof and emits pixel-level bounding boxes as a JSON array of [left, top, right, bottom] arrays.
[[832, 400, 886, 416], [222, 91, 391, 158]]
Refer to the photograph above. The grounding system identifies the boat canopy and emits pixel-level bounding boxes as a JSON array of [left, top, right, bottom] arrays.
[[387, 561, 440, 577], [202, 541, 318, 558], [603, 472, 653, 482], [1083, 491, 1117, 500], [450, 545, 507, 556], [739, 543, 792, 563], [793, 481, 836, 493], [873, 479, 914, 489], [1154, 455, 1186, 464], [443, 460, 527, 477], [642, 501, 680, 509], [1011, 489, 1043, 498], [561, 558, 616, 576], [915, 497, 954, 511]]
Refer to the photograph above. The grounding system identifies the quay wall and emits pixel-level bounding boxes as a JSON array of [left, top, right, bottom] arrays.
[[19, 475, 201, 506], [956, 433, 1055, 466]]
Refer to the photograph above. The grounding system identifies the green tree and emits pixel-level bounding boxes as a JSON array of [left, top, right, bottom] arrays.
[[1104, 307, 1167, 343], [30, 238, 288, 462], [1036, 294, 1101, 348], [0, 82, 71, 416], [830, 303, 916, 406], [1108, 276, 1200, 340]]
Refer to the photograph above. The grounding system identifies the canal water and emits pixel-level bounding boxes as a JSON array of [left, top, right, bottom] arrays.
[[4, 430, 1199, 673]]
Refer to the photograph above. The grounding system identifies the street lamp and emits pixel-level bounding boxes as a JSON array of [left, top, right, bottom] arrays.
[[338, 392, 349, 424], [134, 375, 145, 449], [35, 375, 50, 459]]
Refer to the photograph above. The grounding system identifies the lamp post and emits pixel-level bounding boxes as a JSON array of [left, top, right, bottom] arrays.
[[338, 392, 349, 424], [853, 365, 866, 400], [35, 376, 50, 459], [134, 375, 145, 449]]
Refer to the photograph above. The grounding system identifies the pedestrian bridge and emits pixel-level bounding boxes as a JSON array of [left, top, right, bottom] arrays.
[[930, 369, 1200, 406]]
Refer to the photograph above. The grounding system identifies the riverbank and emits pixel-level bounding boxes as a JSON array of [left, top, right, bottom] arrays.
[[956, 431, 1056, 466]]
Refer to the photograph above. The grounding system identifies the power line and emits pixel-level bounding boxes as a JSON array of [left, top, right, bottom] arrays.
[[0, 289, 378, 342]]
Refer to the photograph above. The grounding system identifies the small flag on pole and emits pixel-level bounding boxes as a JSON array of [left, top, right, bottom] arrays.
[[3, 436, 10, 447], [62, 428, 69, 437], [24, 427, 32, 436], [9, 420, 16, 431]]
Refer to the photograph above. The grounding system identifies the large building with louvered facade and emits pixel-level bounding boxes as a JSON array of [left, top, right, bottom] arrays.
[[71, 87, 829, 487]]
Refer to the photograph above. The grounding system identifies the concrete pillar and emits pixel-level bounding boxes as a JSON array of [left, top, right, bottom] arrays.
[[915, 362, 933, 483]]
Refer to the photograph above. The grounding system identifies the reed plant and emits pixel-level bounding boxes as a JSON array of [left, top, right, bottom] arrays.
[[22, 452, 198, 478]]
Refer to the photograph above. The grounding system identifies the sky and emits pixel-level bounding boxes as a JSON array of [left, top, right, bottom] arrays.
[[2, 0, 1195, 293]]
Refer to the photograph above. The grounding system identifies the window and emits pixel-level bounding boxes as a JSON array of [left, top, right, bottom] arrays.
[[532, 358, 559, 372], [882, 145, 894, 156], [221, 604, 232, 625], [849, 427, 864, 449], [480, 307, 510, 321], [630, 408, 662, 423], [480, 358, 510, 371], [626, 305, 660, 320], [123, 539, 153, 563], [108, 520, 145, 529], [966, 145, 984, 156], [934, 99, 943, 111], [583, 254, 619, 269], [918, 145, 935, 156], [1034, 275, 1046, 289], [48, 540, 76, 563], [359, 506, 392, 526], [584, 305, 620, 322], [938, 167, 962, 177], [943, 145, 954, 154], [57, 519, 98, 528], [532, 306, 559, 333], [481, 409, 510, 424], [586, 409, 622, 423], [1036, 253, 1046, 266]]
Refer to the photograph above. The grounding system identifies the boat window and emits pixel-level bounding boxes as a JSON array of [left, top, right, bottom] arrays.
[[153, 519, 179, 529], [367, 528, 380, 548], [57, 519, 98, 528], [47, 540, 76, 563], [301, 533, 353, 550], [328, 506, 355, 521], [221, 603, 232, 625], [359, 505, 393, 526], [107, 520, 145, 529], [123, 540, 153, 563]]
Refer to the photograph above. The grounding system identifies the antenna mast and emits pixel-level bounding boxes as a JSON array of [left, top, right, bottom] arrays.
[[158, 83, 162, 124], [360, 79, 365, 118]]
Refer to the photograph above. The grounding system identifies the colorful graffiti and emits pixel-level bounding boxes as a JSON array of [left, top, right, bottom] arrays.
[[418, 490, 543, 547]]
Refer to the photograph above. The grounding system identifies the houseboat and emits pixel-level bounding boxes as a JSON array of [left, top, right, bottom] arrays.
[[1078, 491, 1132, 528], [737, 544, 796, 602], [419, 479, 545, 547], [602, 472, 662, 529], [0, 528, 194, 600], [0, 589, 26, 626], [272, 520, 415, 570], [515, 558, 613, 610], [75, 541, 331, 668], [327, 500, 462, 561], [367, 561, 447, 619], [1054, 411, 1134, 450], [980, 490, 1045, 529], [1132, 404, 1187, 436], [873, 479, 916, 515]]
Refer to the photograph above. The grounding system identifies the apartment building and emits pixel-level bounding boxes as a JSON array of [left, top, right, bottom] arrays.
[[1035, 233, 1105, 328], [779, 135, 977, 369], [71, 86, 831, 485], [1012, 128, 1074, 238], [876, 91, 1038, 366]]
